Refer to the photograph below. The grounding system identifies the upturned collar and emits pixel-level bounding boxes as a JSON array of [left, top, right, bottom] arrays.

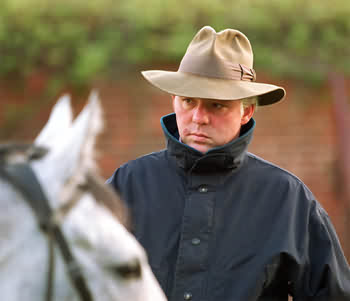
[[161, 113, 255, 172]]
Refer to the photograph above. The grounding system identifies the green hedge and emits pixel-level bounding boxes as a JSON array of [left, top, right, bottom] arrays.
[[1, 0, 349, 89]]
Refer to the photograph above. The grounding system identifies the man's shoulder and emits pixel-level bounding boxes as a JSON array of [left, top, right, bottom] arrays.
[[119, 149, 168, 172], [246, 152, 306, 187], [245, 152, 317, 206], [108, 149, 168, 188]]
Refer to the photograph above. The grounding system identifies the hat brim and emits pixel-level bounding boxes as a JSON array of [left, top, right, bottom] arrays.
[[142, 70, 286, 106]]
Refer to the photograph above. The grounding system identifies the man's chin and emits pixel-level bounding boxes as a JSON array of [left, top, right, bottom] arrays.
[[187, 142, 211, 154]]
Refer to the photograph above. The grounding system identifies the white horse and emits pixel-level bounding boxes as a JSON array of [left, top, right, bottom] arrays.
[[0, 93, 167, 301]]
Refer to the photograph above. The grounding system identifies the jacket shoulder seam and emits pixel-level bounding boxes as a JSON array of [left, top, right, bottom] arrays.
[[246, 152, 306, 186], [120, 149, 167, 168]]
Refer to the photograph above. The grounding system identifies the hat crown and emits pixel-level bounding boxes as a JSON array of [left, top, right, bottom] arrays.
[[179, 26, 254, 79], [141, 25, 286, 106]]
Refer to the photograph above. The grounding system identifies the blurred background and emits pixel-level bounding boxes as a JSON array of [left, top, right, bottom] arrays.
[[0, 0, 349, 258]]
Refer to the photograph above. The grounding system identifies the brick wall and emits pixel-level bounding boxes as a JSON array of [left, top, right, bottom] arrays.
[[1, 70, 349, 258]]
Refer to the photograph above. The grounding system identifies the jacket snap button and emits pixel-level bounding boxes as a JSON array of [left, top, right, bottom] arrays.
[[191, 238, 201, 245], [184, 292, 192, 300], [198, 186, 208, 193]]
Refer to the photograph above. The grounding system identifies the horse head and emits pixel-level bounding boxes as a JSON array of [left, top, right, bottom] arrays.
[[0, 93, 166, 301]]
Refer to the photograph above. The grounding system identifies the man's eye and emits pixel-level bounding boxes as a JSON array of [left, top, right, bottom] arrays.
[[183, 98, 193, 104], [213, 103, 224, 109]]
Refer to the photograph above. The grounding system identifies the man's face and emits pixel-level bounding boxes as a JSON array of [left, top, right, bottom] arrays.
[[172, 96, 254, 153]]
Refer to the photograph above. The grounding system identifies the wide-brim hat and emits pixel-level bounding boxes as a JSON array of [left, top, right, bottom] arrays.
[[142, 26, 286, 106]]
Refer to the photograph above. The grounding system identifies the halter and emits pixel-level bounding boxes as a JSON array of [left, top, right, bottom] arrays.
[[0, 145, 93, 301]]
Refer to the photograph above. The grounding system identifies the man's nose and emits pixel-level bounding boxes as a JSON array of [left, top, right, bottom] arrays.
[[192, 104, 209, 124]]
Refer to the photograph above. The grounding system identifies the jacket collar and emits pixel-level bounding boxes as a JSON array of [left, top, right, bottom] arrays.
[[161, 113, 255, 172]]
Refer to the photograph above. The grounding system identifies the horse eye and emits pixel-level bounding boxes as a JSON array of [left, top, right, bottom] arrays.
[[111, 259, 142, 279]]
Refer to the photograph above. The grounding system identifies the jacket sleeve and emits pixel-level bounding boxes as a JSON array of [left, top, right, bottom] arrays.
[[106, 163, 138, 216], [106, 168, 120, 193], [293, 203, 350, 300]]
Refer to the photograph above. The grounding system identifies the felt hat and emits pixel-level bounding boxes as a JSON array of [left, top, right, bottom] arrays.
[[142, 26, 285, 106]]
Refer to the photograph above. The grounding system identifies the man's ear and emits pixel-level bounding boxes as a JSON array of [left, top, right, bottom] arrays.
[[241, 105, 255, 125]]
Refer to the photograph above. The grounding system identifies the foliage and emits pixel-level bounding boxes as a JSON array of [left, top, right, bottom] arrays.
[[0, 0, 349, 89]]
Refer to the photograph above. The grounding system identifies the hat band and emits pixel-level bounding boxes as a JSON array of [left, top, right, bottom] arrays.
[[178, 54, 256, 82]]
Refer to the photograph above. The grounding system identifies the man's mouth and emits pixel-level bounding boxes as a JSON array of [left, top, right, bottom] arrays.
[[189, 133, 210, 142], [190, 133, 209, 138]]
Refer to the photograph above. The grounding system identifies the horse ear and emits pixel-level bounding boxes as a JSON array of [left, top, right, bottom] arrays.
[[35, 94, 73, 149], [31, 91, 103, 207], [65, 90, 103, 175]]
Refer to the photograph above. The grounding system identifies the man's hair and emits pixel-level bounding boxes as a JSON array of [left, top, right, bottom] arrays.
[[241, 96, 258, 115], [242, 96, 258, 108]]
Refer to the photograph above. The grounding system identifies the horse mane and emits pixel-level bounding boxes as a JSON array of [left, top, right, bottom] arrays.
[[85, 172, 131, 231]]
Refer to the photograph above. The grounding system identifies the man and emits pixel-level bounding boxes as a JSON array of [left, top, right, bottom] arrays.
[[107, 26, 350, 300]]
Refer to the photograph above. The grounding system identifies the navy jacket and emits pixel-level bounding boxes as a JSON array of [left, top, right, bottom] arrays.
[[107, 113, 350, 301]]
